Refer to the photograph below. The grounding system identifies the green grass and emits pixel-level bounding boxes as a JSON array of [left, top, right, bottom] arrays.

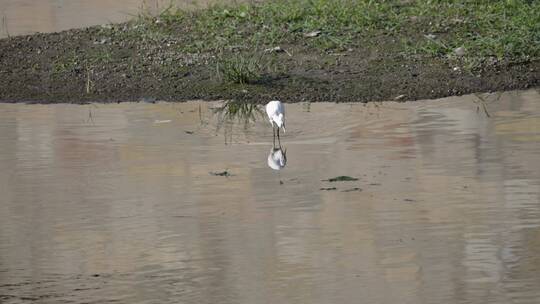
[[404, 0, 540, 69], [52, 52, 79, 74], [35, 0, 538, 100], [217, 54, 262, 84], [128, 0, 539, 63]]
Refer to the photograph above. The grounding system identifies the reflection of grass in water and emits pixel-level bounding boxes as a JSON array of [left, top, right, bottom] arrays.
[[86, 104, 98, 125], [215, 100, 263, 128], [214, 100, 264, 144], [473, 92, 502, 118], [2, 14, 10, 38]]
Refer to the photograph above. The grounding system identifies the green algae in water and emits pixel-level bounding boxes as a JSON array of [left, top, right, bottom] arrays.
[[210, 170, 231, 177], [320, 187, 337, 191], [323, 176, 358, 182]]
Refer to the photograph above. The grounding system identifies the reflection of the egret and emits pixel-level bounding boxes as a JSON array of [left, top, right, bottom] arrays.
[[267, 147, 287, 170]]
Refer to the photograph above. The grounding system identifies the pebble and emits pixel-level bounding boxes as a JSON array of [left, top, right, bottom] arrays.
[[454, 47, 466, 56]]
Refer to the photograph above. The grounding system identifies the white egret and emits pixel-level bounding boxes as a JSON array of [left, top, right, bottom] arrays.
[[265, 100, 285, 146]]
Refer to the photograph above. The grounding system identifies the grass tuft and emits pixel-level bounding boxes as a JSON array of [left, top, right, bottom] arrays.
[[217, 54, 262, 84]]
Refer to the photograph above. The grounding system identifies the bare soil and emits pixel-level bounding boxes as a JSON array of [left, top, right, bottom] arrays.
[[0, 26, 538, 104]]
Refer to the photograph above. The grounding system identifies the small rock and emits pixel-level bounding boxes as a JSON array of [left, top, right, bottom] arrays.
[[453, 67, 460, 72], [304, 30, 322, 38], [487, 56, 498, 65], [265, 46, 283, 52], [264, 46, 291, 56], [141, 97, 156, 103], [425, 34, 437, 39], [394, 94, 406, 101], [93, 38, 108, 45], [454, 47, 466, 56]]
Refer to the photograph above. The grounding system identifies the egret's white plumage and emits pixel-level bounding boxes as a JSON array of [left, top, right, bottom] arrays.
[[265, 100, 285, 132], [267, 148, 287, 170]]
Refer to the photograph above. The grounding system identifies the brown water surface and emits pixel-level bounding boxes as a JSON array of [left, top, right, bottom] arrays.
[[0, 0, 219, 38], [1, 90, 540, 303]]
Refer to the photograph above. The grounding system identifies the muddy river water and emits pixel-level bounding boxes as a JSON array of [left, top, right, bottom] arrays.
[[1, 90, 540, 303]]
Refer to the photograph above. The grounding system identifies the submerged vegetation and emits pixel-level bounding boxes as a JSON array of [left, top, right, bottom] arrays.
[[323, 176, 359, 182], [0, 0, 538, 103]]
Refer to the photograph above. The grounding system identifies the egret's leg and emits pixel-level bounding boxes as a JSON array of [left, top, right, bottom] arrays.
[[277, 128, 281, 147], [272, 126, 276, 148]]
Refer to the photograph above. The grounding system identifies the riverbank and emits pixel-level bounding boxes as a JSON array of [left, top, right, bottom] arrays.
[[0, 0, 538, 104]]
